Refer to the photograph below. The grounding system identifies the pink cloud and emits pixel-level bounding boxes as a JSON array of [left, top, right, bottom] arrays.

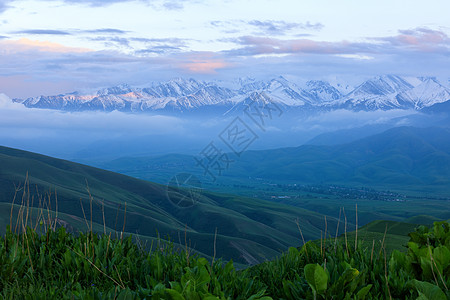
[[231, 36, 372, 56], [377, 28, 449, 52], [398, 35, 419, 45], [228, 27, 449, 57], [179, 53, 229, 73], [0, 38, 92, 54]]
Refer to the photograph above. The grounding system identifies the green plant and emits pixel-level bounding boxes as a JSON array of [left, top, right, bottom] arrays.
[[1, 201, 449, 299]]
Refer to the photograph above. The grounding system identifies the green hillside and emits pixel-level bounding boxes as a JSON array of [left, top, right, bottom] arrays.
[[334, 220, 422, 255], [96, 126, 450, 195], [0, 145, 343, 265], [90, 126, 450, 227], [228, 126, 450, 192]]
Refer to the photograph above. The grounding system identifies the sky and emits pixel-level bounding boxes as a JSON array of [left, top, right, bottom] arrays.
[[0, 0, 449, 98]]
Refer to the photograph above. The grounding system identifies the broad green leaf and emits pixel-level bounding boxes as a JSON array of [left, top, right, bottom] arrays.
[[419, 257, 433, 280], [433, 246, 450, 269], [408, 279, 446, 300], [197, 257, 208, 266], [339, 267, 359, 285], [304, 263, 328, 295], [356, 284, 372, 300], [116, 288, 136, 300], [153, 283, 166, 292], [340, 261, 351, 270], [248, 290, 272, 300], [163, 289, 185, 300], [224, 260, 234, 274], [433, 222, 445, 240]]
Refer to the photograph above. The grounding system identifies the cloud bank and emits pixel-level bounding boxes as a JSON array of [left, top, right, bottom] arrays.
[[0, 0, 448, 98], [1, 27, 449, 98], [1, 91, 431, 161]]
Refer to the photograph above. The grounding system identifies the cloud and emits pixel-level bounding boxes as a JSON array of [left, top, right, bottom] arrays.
[[13, 28, 130, 36], [373, 27, 450, 53], [0, 93, 187, 135], [225, 36, 375, 56], [222, 27, 450, 58], [136, 45, 183, 54], [178, 52, 229, 74], [292, 109, 416, 132], [0, 0, 14, 13], [0, 42, 189, 98], [210, 19, 323, 36], [0, 93, 25, 109], [0, 0, 192, 14], [14, 29, 71, 35], [84, 28, 129, 34], [41, 0, 193, 10], [1, 26, 448, 99], [163, 0, 184, 10], [0, 92, 193, 158], [89, 36, 132, 48], [2, 94, 424, 159], [47, 0, 148, 7], [131, 37, 188, 45], [247, 20, 323, 35], [131, 37, 190, 54], [158, 0, 204, 11], [0, 90, 234, 159], [336, 54, 374, 60], [0, 38, 92, 54]]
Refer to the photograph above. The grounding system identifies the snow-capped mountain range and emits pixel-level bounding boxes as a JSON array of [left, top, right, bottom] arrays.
[[11, 75, 450, 113]]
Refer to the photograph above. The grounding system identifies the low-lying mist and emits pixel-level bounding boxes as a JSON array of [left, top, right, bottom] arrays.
[[1, 93, 438, 163]]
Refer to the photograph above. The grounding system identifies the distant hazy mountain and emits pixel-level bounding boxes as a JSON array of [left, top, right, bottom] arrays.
[[305, 124, 393, 146], [12, 75, 450, 113], [422, 99, 450, 114], [229, 126, 450, 192]]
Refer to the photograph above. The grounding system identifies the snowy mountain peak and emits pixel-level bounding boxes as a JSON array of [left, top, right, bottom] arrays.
[[237, 76, 257, 85], [418, 76, 437, 82], [353, 75, 413, 96], [305, 80, 328, 88], [397, 77, 450, 109], [305, 80, 342, 102], [11, 75, 450, 113], [97, 84, 133, 96]]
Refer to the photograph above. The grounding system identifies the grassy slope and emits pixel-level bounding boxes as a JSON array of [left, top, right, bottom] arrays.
[[0, 145, 344, 265], [96, 126, 450, 195], [229, 126, 450, 193], [337, 220, 421, 255], [91, 126, 450, 228]]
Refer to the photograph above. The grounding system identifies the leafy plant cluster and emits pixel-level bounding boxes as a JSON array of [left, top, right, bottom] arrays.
[[0, 221, 449, 299], [247, 221, 449, 299]]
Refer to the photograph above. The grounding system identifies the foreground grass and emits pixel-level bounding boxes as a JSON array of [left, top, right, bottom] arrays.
[[0, 222, 449, 299]]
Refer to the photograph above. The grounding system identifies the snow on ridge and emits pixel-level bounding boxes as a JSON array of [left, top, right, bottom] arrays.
[[11, 75, 450, 113]]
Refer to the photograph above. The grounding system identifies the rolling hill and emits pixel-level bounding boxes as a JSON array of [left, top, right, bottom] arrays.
[[0, 145, 344, 265], [97, 126, 450, 195], [232, 126, 450, 190], [89, 126, 450, 227]]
